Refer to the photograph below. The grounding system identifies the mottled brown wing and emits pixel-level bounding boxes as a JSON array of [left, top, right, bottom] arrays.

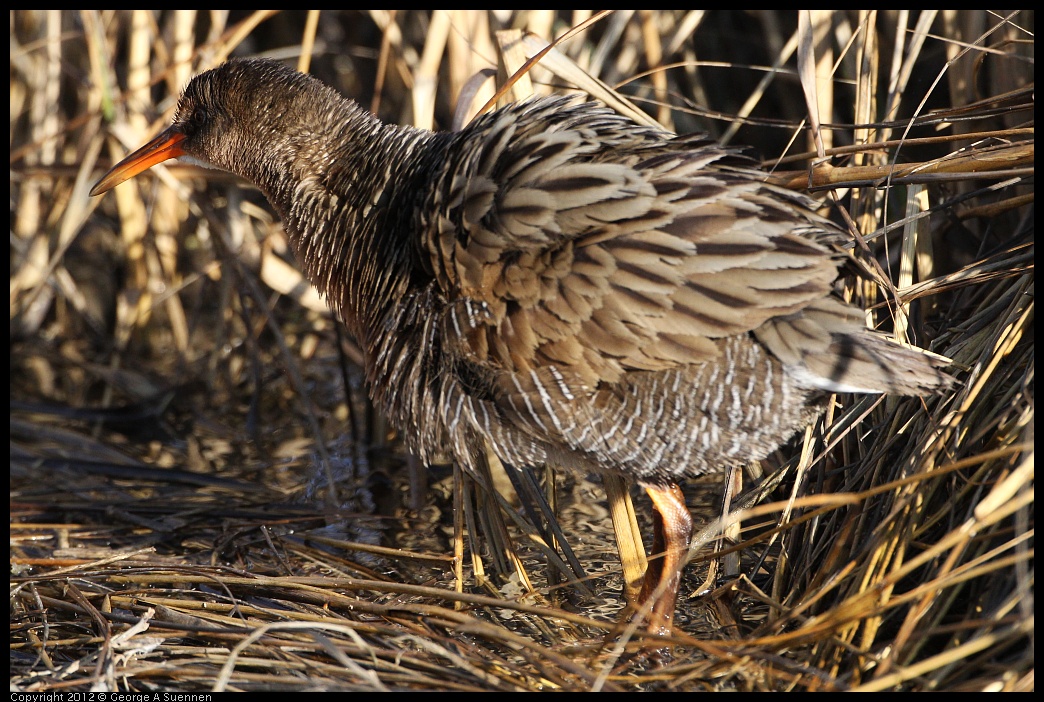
[[424, 98, 842, 390]]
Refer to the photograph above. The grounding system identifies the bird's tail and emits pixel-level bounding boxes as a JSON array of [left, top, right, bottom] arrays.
[[755, 297, 953, 395]]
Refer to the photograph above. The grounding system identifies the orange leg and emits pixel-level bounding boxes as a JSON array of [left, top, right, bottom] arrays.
[[637, 483, 693, 637]]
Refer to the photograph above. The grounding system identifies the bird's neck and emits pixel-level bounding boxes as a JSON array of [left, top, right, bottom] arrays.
[[258, 103, 436, 351], [247, 100, 466, 461]]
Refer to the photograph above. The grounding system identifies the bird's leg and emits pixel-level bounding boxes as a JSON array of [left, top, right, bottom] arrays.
[[604, 474, 648, 606], [637, 483, 693, 637]]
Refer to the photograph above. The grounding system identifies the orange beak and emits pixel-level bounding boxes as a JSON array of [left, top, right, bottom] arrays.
[[90, 126, 188, 197]]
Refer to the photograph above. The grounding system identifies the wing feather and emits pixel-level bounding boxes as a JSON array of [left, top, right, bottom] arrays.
[[418, 96, 946, 464]]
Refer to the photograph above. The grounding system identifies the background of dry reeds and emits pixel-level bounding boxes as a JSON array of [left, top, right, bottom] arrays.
[[10, 10, 1033, 692]]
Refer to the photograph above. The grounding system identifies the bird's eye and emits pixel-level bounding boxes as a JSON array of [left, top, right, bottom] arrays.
[[191, 108, 208, 127]]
